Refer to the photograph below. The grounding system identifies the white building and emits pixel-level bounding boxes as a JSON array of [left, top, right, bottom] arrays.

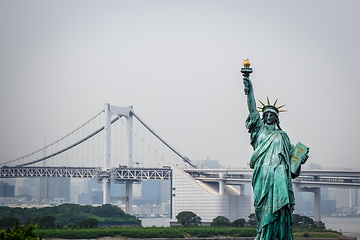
[[171, 166, 251, 223]]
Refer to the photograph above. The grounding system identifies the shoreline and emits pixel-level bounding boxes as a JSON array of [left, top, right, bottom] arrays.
[[45, 237, 356, 240]]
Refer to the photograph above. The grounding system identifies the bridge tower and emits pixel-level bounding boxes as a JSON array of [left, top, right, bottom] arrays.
[[103, 104, 134, 213]]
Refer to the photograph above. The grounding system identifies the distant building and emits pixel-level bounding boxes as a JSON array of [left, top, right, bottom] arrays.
[[39, 178, 49, 201], [307, 162, 322, 170], [92, 190, 103, 204], [87, 179, 102, 194], [78, 193, 91, 205], [336, 188, 351, 209], [111, 183, 125, 198], [296, 191, 314, 215], [0, 181, 15, 197], [50, 178, 71, 202], [192, 159, 221, 169], [142, 180, 161, 205], [39, 178, 71, 202], [22, 178, 39, 201], [171, 166, 251, 222], [322, 199, 336, 215], [133, 180, 171, 207]]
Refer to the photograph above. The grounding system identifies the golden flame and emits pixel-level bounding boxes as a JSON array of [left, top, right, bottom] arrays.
[[243, 59, 251, 67]]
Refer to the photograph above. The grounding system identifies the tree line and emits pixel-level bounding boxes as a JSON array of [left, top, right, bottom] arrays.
[[0, 203, 141, 229], [176, 211, 317, 229]]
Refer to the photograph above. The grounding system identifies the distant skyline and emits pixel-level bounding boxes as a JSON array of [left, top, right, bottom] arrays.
[[1, 1, 360, 168]]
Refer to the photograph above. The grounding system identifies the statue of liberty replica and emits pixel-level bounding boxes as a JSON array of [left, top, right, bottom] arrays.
[[241, 59, 309, 240]]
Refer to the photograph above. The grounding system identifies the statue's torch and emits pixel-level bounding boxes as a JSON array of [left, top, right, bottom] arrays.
[[240, 59, 253, 78], [241, 59, 253, 95]]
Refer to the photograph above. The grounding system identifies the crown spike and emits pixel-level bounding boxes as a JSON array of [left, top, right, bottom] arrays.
[[279, 110, 287, 112], [277, 104, 286, 109], [267, 97, 270, 105], [273, 99, 278, 106], [258, 100, 266, 107]]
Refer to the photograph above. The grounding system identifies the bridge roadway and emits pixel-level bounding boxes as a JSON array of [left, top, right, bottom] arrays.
[[183, 169, 360, 188], [0, 166, 171, 182], [2, 167, 360, 187]]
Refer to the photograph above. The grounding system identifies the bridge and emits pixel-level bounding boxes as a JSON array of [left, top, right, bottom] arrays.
[[0, 104, 190, 214], [184, 168, 360, 224], [1, 104, 359, 223], [0, 167, 171, 181]]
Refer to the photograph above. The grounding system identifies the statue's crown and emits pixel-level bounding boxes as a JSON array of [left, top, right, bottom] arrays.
[[257, 97, 287, 116]]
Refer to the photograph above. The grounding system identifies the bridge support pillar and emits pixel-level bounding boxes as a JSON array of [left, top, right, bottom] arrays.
[[218, 180, 224, 195], [125, 182, 133, 214], [104, 103, 112, 171], [294, 185, 325, 228], [218, 173, 224, 195], [240, 184, 245, 196], [103, 180, 111, 204], [127, 110, 133, 167], [293, 183, 299, 214], [313, 187, 321, 222]]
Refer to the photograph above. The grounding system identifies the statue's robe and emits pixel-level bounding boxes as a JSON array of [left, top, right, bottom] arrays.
[[246, 113, 298, 240]]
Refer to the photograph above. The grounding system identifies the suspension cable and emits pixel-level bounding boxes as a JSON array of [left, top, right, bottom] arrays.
[[130, 110, 196, 168], [3, 108, 197, 169], [109, 109, 172, 167], [15, 116, 121, 167], [1, 110, 104, 167]]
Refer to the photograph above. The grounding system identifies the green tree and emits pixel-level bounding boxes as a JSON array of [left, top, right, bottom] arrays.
[[176, 211, 201, 227], [0, 224, 38, 240], [55, 211, 89, 226], [292, 214, 315, 228], [65, 223, 79, 229], [247, 213, 257, 228], [0, 217, 19, 230], [30, 215, 55, 229], [211, 216, 231, 227], [78, 218, 98, 228], [232, 218, 246, 227], [0, 204, 139, 227], [92, 204, 125, 218]]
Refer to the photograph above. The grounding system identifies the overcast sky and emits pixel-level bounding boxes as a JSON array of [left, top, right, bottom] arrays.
[[1, 0, 359, 169]]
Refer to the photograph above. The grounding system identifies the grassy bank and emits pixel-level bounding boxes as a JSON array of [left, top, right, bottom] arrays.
[[292, 227, 343, 239], [35, 226, 257, 239], [35, 226, 346, 239]]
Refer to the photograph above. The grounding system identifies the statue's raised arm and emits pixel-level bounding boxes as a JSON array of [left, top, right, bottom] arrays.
[[241, 59, 258, 119], [243, 77, 258, 119]]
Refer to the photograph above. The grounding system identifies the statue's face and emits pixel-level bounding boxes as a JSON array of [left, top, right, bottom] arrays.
[[263, 112, 277, 125]]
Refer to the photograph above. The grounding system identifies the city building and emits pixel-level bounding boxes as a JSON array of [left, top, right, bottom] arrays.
[[39, 177, 71, 202], [0, 181, 15, 197], [92, 190, 103, 204], [78, 193, 91, 205], [192, 159, 221, 169]]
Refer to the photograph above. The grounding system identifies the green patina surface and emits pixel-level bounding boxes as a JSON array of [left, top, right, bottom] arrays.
[[242, 62, 309, 240]]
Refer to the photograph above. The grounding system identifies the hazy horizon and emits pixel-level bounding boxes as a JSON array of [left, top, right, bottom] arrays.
[[1, 1, 360, 169]]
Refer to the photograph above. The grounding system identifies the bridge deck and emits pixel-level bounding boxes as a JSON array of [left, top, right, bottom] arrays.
[[0, 167, 171, 181], [2, 167, 360, 188], [184, 170, 360, 188]]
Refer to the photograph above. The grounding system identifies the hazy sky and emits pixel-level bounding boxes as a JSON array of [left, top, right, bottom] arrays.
[[1, 0, 359, 169]]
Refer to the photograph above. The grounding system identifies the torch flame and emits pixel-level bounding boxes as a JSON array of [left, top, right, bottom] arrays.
[[243, 59, 251, 67]]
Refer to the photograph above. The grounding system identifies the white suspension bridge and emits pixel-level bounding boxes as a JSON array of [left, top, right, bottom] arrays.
[[1, 104, 360, 223], [0, 104, 193, 214]]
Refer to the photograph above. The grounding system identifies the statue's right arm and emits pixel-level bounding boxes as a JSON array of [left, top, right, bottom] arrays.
[[243, 77, 258, 119]]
